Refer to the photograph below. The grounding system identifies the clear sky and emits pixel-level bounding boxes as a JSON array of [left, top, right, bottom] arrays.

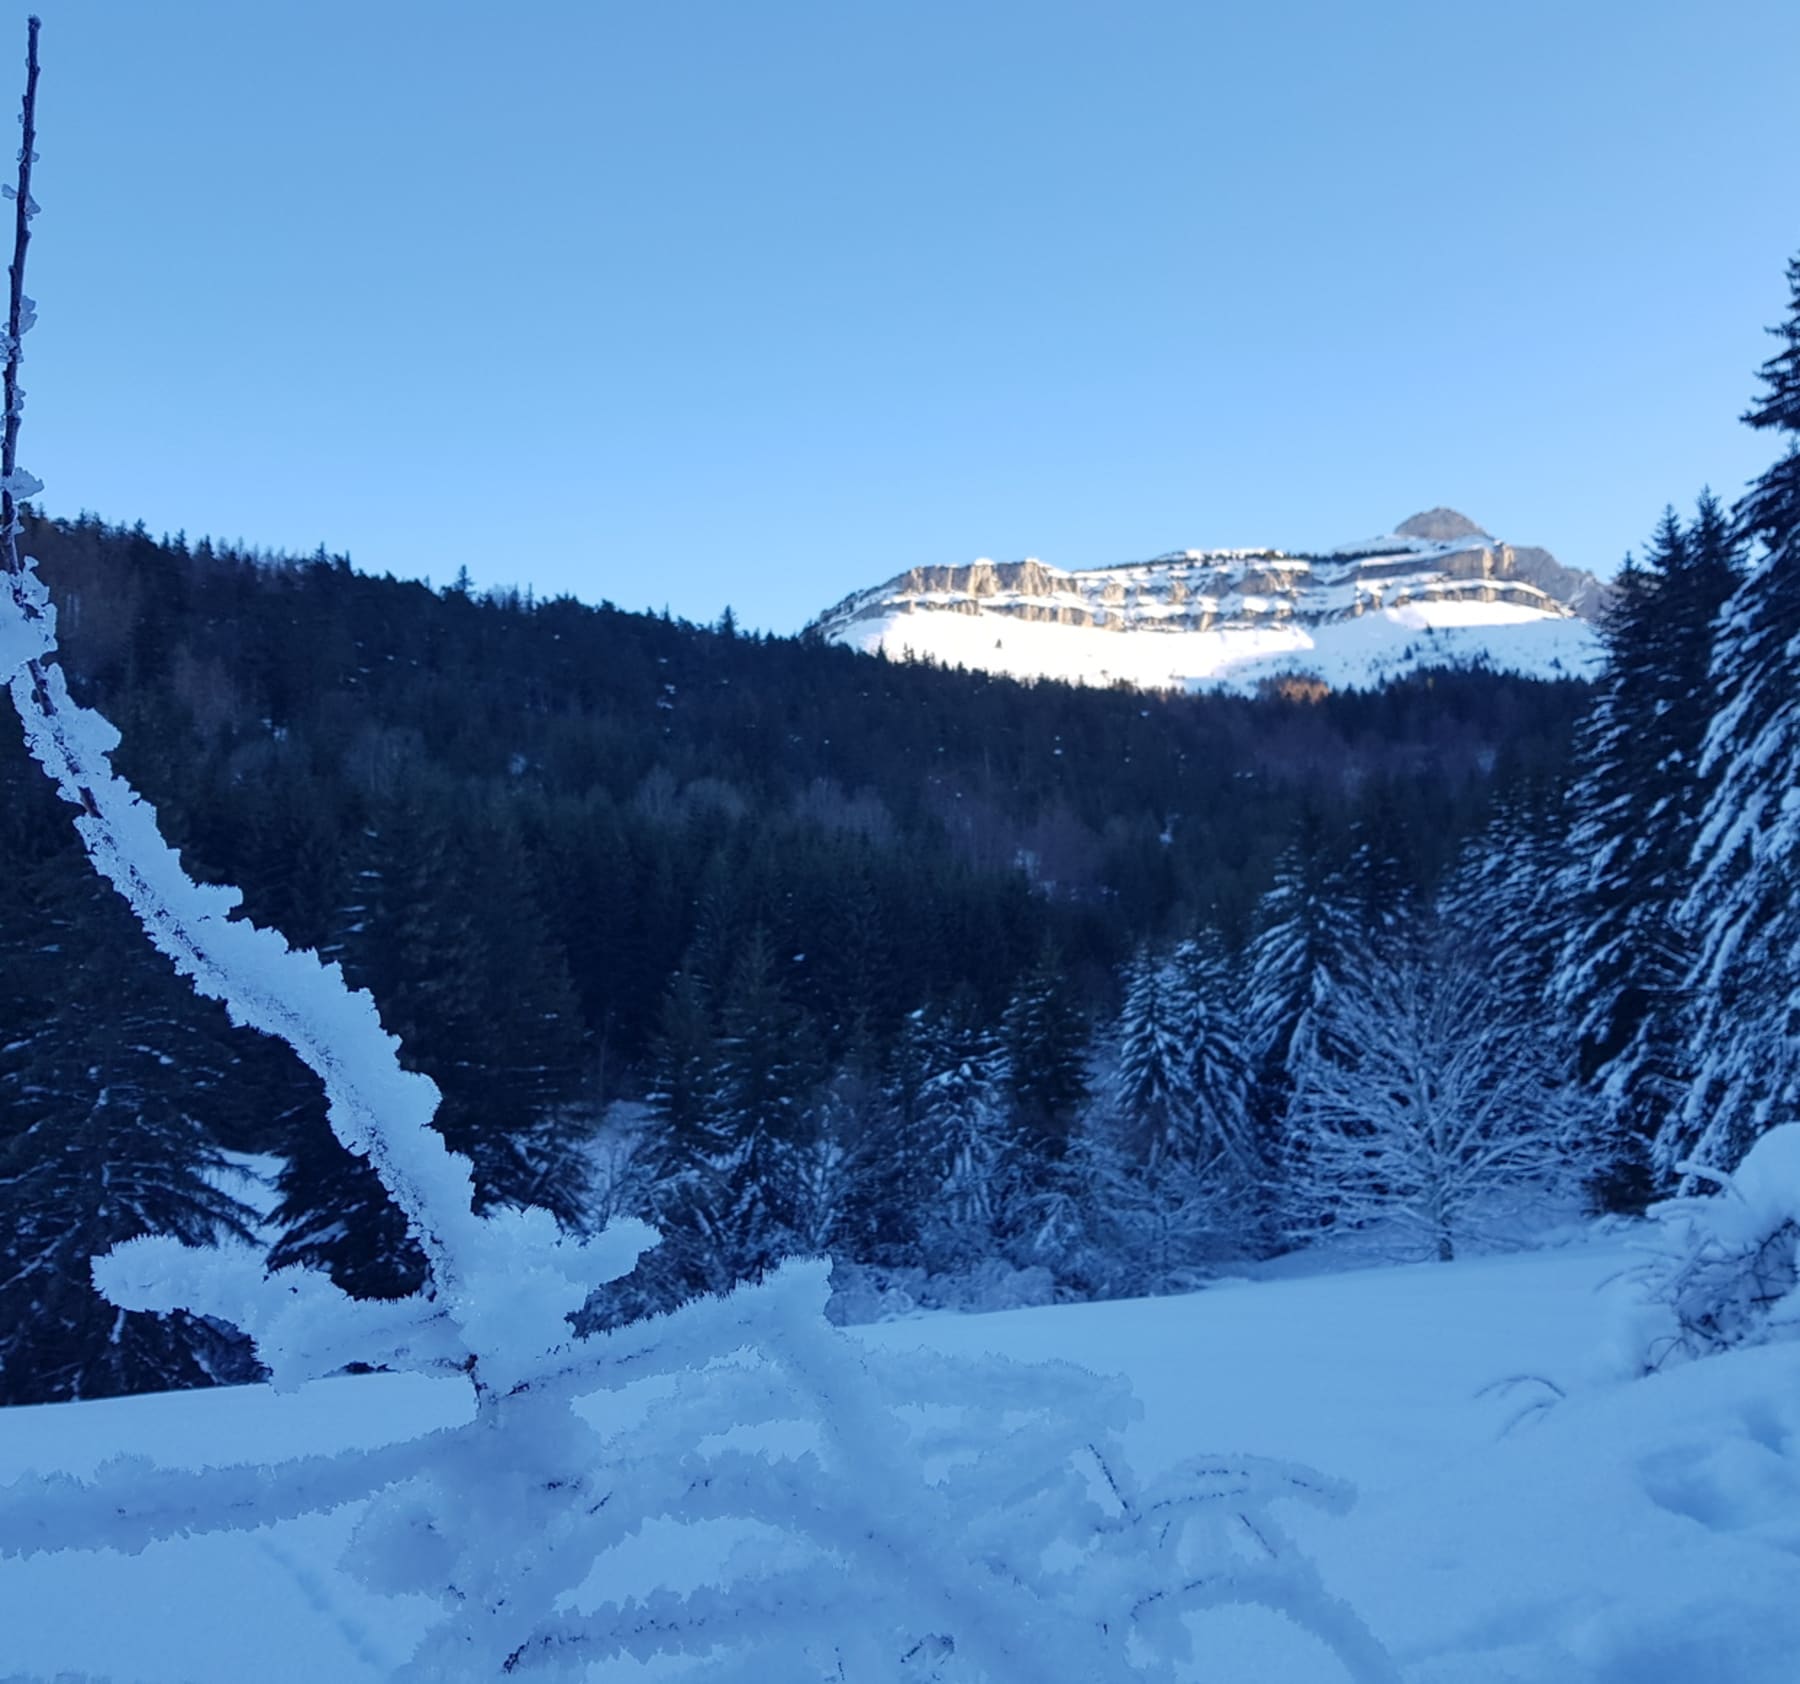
[[12, 0, 1799, 631]]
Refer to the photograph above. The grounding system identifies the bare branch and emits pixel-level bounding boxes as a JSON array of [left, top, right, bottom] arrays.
[[0, 13, 37, 537]]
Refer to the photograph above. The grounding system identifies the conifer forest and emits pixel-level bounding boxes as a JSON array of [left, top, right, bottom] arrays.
[[5, 242, 1798, 1396], [5, 13, 1800, 1681]]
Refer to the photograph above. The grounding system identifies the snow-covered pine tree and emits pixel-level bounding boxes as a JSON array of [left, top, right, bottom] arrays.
[[1555, 501, 1742, 1206], [1681, 254, 1800, 1177], [1171, 928, 1261, 1194], [776, 1044, 881, 1265], [1084, 932, 1263, 1292], [709, 924, 820, 1279], [1001, 940, 1090, 1162], [1440, 776, 1567, 1013], [843, 1006, 945, 1269], [625, 967, 733, 1305], [1108, 943, 1196, 1165], [1243, 805, 1358, 1166], [917, 999, 1017, 1274]]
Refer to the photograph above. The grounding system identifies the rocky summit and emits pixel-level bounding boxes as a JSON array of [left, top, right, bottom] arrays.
[[811, 511, 1605, 695]]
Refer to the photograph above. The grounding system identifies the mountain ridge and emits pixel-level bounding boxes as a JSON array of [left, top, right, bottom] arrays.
[[812, 510, 1604, 695]]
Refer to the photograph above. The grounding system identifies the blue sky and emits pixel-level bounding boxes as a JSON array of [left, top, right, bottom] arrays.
[[14, 1, 1800, 630]]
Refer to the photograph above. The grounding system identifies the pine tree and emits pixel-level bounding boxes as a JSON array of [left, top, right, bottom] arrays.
[[0, 771, 259, 1401], [1081, 933, 1261, 1293], [1344, 779, 1425, 956], [1439, 783, 1575, 1147], [1242, 807, 1357, 1156], [1169, 930, 1260, 1190], [1108, 945, 1195, 1165], [1000, 941, 1090, 1162], [272, 792, 591, 1293], [1554, 501, 1742, 1205], [914, 1001, 1016, 1274], [629, 969, 733, 1301], [1681, 255, 1800, 1175], [710, 926, 818, 1281], [838, 1018, 938, 1269]]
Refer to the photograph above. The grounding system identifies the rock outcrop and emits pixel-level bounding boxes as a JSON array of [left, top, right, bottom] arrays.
[[810, 511, 1605, 696]]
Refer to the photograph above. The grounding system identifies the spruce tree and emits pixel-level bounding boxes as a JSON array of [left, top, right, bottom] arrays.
[[615, 969, 732, 1307], [842, 1010, 941, 1268], [912, 998, 1015, 1274], [1000, 941, 1090, 1162], [1242, 807, 1357, 1154], [710, 926, 817, 1281], [1555, 501, 1741, 1206], [272, 791, 591, 1293], [1681, 255, 1800, 1175], [1108, 945, 1195, 1165], [0, 766, 259, 1400], [1085, 932, 1258, 1291], [1169, 930, 1259, 1191]]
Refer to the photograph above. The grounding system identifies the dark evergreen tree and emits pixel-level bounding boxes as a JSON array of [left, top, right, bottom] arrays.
[[841, 1007, 950, 1269], [1555, 502, 1743, 1206], [628, 969, 733, 1302], [272, 790, 590, 1295], [1242, 807, 1357, 1148], [1000, 942, 1090, 1162], [0, 760, 259, 1401], [1344, 779, 1427, 954], [709, 926, 817, 1281], [1682, 255, 1800, 1175]]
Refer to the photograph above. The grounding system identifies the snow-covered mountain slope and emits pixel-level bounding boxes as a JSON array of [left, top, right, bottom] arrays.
[[6, 1239, 1797, 1682], [812, 508, 1604, 694]]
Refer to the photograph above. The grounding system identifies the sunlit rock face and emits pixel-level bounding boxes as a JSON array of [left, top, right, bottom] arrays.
[[811, 512, 1605, 695]]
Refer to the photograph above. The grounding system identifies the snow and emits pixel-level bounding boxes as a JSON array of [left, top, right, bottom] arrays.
[[5, 1237, 1797, 1682], [1625, 1124, 1800, 1370], [814, 536, 1601, 694], [829, 594, 1597, 695]]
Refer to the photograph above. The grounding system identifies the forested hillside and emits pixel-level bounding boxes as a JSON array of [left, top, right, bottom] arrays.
[[0, 511, 1585, 1397], [6, 234, 1800, 1406]]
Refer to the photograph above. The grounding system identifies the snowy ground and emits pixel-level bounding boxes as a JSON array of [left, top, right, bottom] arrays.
[[4, 1238, 1797, 1682]]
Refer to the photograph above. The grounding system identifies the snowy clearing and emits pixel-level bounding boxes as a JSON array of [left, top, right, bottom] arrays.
[[4, 1236, 1794, 1682]]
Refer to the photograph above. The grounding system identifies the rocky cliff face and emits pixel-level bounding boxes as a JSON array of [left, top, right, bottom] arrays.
[[811, 511, 1604, 695]]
